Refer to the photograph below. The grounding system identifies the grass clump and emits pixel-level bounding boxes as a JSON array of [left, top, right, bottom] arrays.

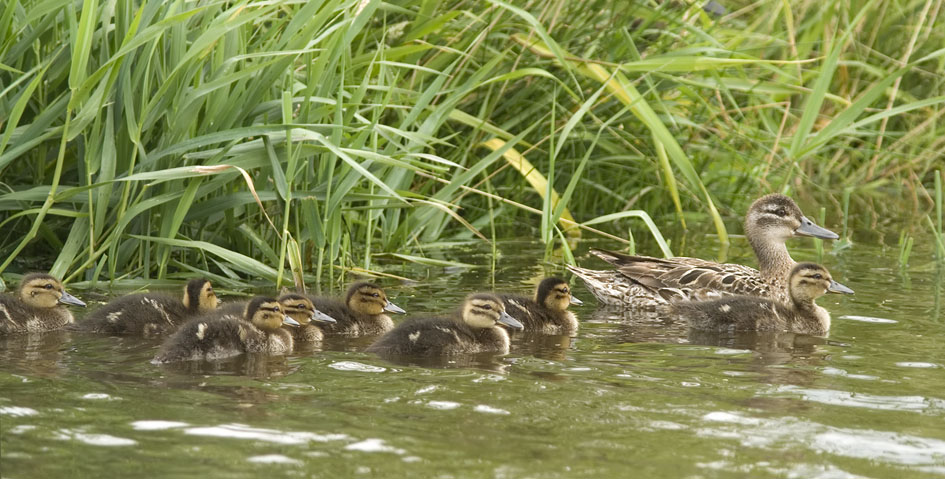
[[1, 0, 943, 287]]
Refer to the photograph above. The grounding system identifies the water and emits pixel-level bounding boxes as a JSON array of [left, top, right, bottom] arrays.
[[2, 236, 944, 478]]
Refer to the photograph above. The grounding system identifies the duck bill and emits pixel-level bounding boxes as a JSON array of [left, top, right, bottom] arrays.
[[498, 311, 524, 331], [795, 216, 839, 240], [570, 296, 584, 306], [383, 300, 406, 314], [282, 315, 300, 327], [311, 309, 337, 324], [827, 280, 855, 295], [59, 290, 86, 307]]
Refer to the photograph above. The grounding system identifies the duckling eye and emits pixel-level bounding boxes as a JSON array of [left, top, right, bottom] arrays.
[[811, 274, 823, 280], [480, 304, 492, 311], [44, 284, 54, 290], [371, 292, 380, 298]]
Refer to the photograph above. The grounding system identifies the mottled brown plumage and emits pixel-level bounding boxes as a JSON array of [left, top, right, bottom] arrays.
[[666, 263, 854, 335], [568, 194, 838, 308]]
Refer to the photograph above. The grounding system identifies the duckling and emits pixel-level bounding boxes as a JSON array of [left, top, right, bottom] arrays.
[[665, 263, 854, 336], [70, 278, 218, 336], [0, 273, 86, 334], [366, 293, 525, 357], [567, 194, 839, 308], [308, 282, 405, 337], [499, 277, 583, 335], [277, 293, 336, 342], [152, 296, 300, 363], [216, 293, 336, 342]]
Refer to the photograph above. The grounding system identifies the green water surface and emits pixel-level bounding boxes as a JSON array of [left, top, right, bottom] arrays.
[[1, 236, 944, 478]]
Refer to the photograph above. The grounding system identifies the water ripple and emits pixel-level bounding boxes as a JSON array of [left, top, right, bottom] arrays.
[[247, 454, 303, 465], [328, 361, 386, 373], [839, 315, 897, 324], [697, 410, 945, 471], [184, 424, 350, 444], [130, 420, 189, 431], [474, 405, 510, 415], [54, 429, 136, 446], [773, 385, 945, 414], [0, 406, 38, 417], [344, 438, 405, 454]]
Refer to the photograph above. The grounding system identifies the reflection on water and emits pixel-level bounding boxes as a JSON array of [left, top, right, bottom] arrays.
[[1, 239, 944, 477]]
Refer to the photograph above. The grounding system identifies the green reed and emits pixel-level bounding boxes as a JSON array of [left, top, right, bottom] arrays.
[[0, 0, 943, 287]]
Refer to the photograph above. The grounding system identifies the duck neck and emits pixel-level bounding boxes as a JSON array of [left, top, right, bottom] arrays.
[[748, 233, 794, 281]]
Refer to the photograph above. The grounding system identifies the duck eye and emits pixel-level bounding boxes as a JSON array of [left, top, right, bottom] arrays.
[[811, 274, 823, 280], [372, 292, 380, 298], [44, 284, 54, 290], [480, 304, 492, 311]]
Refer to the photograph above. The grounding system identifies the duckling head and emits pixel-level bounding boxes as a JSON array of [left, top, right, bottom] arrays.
[[789, 263, 854, 303], [536, 277, 583, 311], [461, 293, 524, 331], [17, 273, 86, 309], [182, 278, 218, 313], [245, 296, 298, 332], [744, 194, 838, 242], [346, 282, 406, 316], [278, 293, 336, 325]]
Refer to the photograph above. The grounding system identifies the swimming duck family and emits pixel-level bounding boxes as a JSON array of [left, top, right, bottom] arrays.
[[567, 194, 838, 308], [152, 296, 299, 363], [665, 263, 854, 335], [309, 282, 405, 337], [0, 273, 86, 334], [366, 293, 524, 357], [70, 278, 218, 336], [499, 277, 583, 335]]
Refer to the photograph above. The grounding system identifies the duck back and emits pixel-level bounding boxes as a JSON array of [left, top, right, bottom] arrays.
[[669, 296, 797, 333], [152, 315, 255, 363], [0, 293, 74, 334], [71, 293, 191, 336], [367, 316, 509, 356]]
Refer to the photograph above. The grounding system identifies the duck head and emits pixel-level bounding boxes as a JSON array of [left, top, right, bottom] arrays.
[[245, 296, 298, 332], [278, 293, 336, 325], [182, 278, 219, 313], [536, 277, 583, 311], [346, 282, 405, 316], [744, 194, 838, 242], [18, 273, 86, 309], [461, 293, 524, 331], [789, 262, 854, 303]]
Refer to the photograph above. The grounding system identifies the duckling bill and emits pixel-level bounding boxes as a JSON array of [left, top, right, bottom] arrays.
[[666, 263, 853, 336], [499, 277, 582, 335], [0, 273, 86, 334], [366, 293, 524, 357]]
